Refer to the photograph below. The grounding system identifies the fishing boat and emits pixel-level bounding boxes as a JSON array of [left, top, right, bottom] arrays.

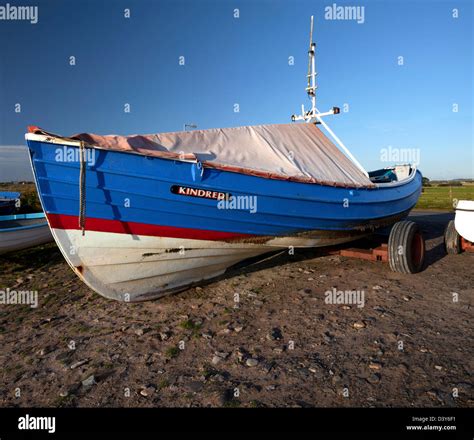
[[445, 200, 474, 254], [0, 212, 53, 255], [24, 17, 423, 301], [0, 191, 20, 215]]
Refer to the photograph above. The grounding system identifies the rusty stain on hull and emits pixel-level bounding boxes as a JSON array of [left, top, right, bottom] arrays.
[[220, 210, 412, 245], [142, 248, 192, 257]]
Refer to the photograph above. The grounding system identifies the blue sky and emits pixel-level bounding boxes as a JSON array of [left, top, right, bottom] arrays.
[[0, 0, 472, 181]]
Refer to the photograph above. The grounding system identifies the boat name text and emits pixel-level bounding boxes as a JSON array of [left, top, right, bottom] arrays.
[[171, 185, 230, 201]]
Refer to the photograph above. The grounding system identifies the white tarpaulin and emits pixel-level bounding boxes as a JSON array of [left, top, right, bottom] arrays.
[[31, 123, 375, 188]]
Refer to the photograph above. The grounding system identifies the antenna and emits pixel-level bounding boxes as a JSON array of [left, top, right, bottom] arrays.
[[290, 16, 369, 177], [290, 15, 342, 124], [292, 15, 324, 123], [306, 16, 313, 94], [306, 15, 317, 112]]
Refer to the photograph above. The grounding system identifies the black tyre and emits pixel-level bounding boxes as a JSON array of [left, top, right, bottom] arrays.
[[388, 221, 425, 274], [444, 220, 461, 254]]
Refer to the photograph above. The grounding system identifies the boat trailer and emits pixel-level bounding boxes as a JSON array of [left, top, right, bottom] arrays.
[[333, 244, 389, 263], [445, 219, 474, 254], [327, 220, 426, 274], [460, 238, 474, 253]]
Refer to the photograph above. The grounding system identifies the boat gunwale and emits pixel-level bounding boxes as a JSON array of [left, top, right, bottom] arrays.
[[0, 212, 46, 221], [26, 133, 419, 191], [26, 132, 380, 190], [0, 212, 48, 233]]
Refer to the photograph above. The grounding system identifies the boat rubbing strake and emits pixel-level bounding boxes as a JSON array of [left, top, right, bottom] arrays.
[[24, 17, 422, 301]]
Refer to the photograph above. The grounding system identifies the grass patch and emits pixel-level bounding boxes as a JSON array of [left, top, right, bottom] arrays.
[[179, 319, 203, 338], [416, 184, 474, 210], [0, 182, 41, 213], [202, 365, 217, 380], [223, 399, 241, 408], [179, 319, 202, 331], [53, 394, 75, 408], [158, 379, 170, 390], [165, 346, 180, 359], [74, 324, 91, 333]]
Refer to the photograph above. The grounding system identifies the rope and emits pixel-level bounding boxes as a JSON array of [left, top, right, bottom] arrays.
[[79, 141, 86, 236]]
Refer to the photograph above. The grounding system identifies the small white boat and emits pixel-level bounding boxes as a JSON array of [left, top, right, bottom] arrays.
[[454, 200, 474, 242], [445, 199, 474, 254], [0, 213, 53, 255]]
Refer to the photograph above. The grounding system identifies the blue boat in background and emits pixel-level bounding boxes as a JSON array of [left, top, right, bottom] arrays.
[[0, 191, 20, 215], [0, 212, 53, 255], [23, 17, 424, 301]]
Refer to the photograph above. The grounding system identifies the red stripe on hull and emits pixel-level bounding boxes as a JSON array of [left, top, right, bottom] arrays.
[[46, 214, 254, 241]]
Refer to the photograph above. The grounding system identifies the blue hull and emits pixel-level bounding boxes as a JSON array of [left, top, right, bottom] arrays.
[[26, 139, 422, 238]]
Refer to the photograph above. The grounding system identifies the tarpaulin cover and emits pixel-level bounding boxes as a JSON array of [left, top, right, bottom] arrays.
[[31, 124, 375, 188]]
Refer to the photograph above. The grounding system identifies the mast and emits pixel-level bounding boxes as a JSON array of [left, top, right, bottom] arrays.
[[291, 16, 369, 177], [306, 15, 317, 117]]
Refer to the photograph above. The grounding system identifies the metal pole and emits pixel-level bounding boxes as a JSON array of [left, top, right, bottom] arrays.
[[314, 109, 369, 177], [291, 16, 369, 178], [310, 16, 316, 114]]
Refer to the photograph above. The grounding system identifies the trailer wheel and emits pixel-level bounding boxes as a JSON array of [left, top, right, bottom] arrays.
[[388, 221, 425, 274], [444, 220, 461, 254]]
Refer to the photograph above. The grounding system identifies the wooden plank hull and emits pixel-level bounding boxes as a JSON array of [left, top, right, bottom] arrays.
[[25, 136, 423, 301], [51, 228, 366, 302]]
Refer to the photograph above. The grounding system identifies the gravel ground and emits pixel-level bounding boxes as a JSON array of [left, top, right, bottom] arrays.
[[0, 210, 472, 408]]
